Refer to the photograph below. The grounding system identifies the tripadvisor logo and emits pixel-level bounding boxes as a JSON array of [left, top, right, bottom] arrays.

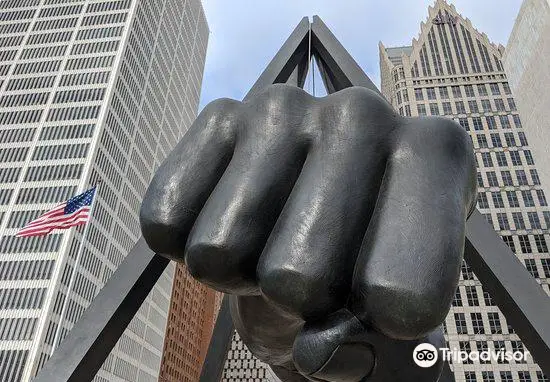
[[413, 343, 531, 367]]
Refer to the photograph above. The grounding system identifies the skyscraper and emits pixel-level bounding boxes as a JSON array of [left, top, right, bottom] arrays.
[[504, 0, 550, 196], [0, 1, 208, 381], [158, 266, 220, 382], [380, 1, 549, 381], [223, 332, 280, 382]]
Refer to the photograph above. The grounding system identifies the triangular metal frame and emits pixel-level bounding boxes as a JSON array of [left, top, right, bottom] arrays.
[[34, 16, 550, 382]]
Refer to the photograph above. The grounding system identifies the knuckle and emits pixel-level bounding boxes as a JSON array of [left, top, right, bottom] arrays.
[[185, 242, 257, 294], [355, 281, 450, 340], [257, 265, 343, 319]]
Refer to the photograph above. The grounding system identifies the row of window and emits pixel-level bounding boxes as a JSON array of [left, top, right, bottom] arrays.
[[37, 4, 83, 19], [0, 21, 29, 35], [462, 370, 547, 382], [81, 12, 127, 27], [25, 163, 83, 182], [0, 147, 28, 163], [477, 169, 541, 188], [87, 0, 131, 14], [66, 55, 114, 71], [417, 98, 515, 116], [0, 9, 35, 22], [20, 44, 68, 60], [0, 109, 42, 125], [75, 25, 123, 41], [0, 260, 55, 281], [0, 287, 46, 310], [6, 75, 55, 91], [414, 83, 511, 101], [33, 17, 78, 32], [478, 190, 547, 209], [46, 105, 101, 122], [13, 59, 61, 75], [0, 317, 37, 341], [477, 150, 534, 169], [53, 88, 106, 104], [0, 127, 35, 142], [16, 185, 76, 205], [494, 211, 548, 231], [32, 142, 90, 160], [0, 34, 23, 48], [0, 234, 62, 253], [27, 30, 71, 45], [59, 71, 110, 87], [0, 0, 40, 9], [0, 188, 13, 204], [40, 123, 95, 141], [0, 349, 27, 382], [0, 92, 49, 108], [71, 40, 120, 55]]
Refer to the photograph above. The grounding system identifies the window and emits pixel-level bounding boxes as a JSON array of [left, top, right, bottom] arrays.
[[465, 371, 477, 382], [508, 98, 517, 111], [468, 100, 479, 113], [414, 88, 423, 101], [417, 104, 426, 116], [512, 212, 525, 229], [542, 259, 550, 277], [495, 343, 509, 364], [504, 133, 516, 147], [495, 99, 506, 111], [482, 371, 495, 382], [452, 85, 462, 98], [525, 259, 539, 278], [491, 192, 504, 208], [465, 286, 479, 306], [455, 101, 466, 114], [497, 213, 510, 230], [524, 150, 535, 165], [531, 169, 541, 185], [460, 341, 473, 364], [486, 116, 496, 129], [481, 99, 492, 112], [490, 83, 501, 95], [429, 103, 439, 115], [477, 134, 488, 148], [510, 151, 522, 165], [438, 87, 449, 99], [536, 371, 549, 382], [536, 190, 547, 206], [501, 171, 513, 186], [459, 118, 470, 130], [500, 372, 513, 381], [426, 87, 436, 100], [517, 170, 529, 185], [518, 132, 528, 146], [499, 115, 511, 128], [534, 235, 548, 253], [503, 236, 516, 252], [522, 190, 535, 206], [453, 288, 463, 306], [488, 312, 501, 334], [495, 152, 507, 166], [484, 291, 493, 305], [518, 235, 532, 253], [478, 193, 489, 208], [477, 172, 484, 187], [507, 191, 519, 207], [442, 102, 452, 114], [473, 117, 483, 130], [455, 313, 467, 334], [528, 212, 541, 229], [481, 152, 493, 167], [477, 84, 488, 96], [464, 85, 475, 97], [490, 133, 502, 147], [471, 312, 484, 333], [503, 82, 512, 94], [405, 105, 411, 116], [486, 171, 498, 187], [513, 114, 522, 128]]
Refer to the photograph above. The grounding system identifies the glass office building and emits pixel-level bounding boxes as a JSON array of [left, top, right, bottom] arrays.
[[0, 0, 208, 381]]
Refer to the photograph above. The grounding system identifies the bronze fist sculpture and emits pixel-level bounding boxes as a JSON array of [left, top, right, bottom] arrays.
[[140, 84, 477, 381]]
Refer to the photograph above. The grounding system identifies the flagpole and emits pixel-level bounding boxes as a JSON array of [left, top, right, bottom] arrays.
[[51, 182, 101, 352]]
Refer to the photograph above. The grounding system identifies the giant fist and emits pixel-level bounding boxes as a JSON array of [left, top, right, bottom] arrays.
[[140, 84, 477, 382]]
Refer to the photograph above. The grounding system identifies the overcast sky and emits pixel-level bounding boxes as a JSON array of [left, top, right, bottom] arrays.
[[199, 0, 523, 109]]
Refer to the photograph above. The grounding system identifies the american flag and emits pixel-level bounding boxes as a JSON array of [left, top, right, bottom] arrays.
[[16, 187, 96, 238]]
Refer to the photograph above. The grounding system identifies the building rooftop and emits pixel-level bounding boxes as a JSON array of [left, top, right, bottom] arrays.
[[385, 46, 413, 65]]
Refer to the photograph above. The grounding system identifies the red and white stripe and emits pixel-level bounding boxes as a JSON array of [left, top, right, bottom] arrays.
[[16, 204, 91, 237]]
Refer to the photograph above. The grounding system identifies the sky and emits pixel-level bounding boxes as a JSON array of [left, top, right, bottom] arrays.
[[199, 0, 523, 109]]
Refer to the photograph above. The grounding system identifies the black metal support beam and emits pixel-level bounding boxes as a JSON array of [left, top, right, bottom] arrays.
[[465, 211, 550, 372], [199, 296, 233, 382], [33, 239, 169, 382]]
